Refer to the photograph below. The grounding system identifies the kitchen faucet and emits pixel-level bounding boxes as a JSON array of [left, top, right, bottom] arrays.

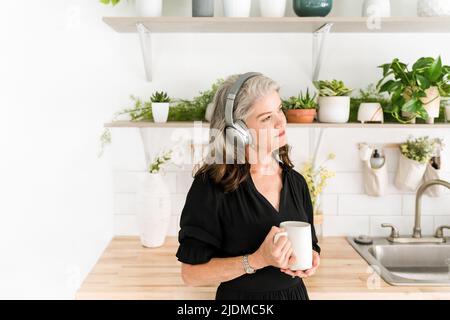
[[382, 179, 450, 244]]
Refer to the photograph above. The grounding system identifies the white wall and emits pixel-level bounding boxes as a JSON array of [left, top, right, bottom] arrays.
[[1, 0, 449, 299]]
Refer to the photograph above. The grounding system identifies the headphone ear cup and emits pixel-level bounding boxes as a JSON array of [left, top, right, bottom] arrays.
[[234, 120, 252, 146]]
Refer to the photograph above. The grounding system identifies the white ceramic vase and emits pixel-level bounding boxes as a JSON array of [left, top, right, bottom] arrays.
[[259, 0, 286, 17], [362, 0, 391, 17], [152, 102, 170, 123], [136, 173, 171, 248], [418, 0, 450, 17], [223, 0, 252, 17], [135, 0, 163, 17], [358, 102, 384, 123], [421, 86, 441, 124], [318, 96, 350, 123]]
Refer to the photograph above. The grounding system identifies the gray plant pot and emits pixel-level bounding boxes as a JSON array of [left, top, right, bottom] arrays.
[[192, 0, 214, 17]]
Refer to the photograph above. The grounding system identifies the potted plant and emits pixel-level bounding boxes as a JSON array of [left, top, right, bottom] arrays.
[[259, 0, 287, 17], [100, 0, 163, 16], [282, 89, 317, 123], [314, 80, 353, 123], [136, 149, 173, 248], [300, 153, 336, 227], [395, 136, 439, 191], [377, 56, 450, 124], [355, 84, 385, 123], [293, 0, 332, 17], [151, 91, 171, 123], [223, 0, 252, 17]]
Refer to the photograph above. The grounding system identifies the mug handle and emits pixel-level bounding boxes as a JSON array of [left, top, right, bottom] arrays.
[[273, 231, 288, 244]]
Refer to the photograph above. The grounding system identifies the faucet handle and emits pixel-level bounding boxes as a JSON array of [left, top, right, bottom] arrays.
[[435, 225, 450, 238], [381, 223, 400, 238]]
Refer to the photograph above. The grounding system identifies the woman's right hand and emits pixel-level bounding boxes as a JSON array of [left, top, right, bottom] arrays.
[[250, 226, 296, 270]]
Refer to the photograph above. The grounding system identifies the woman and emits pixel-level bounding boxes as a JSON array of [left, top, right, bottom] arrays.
[[175, 73, 321, 300]]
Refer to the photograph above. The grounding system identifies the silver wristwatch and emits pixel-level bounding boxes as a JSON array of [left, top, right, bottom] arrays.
[[243, 254, 256, 274]]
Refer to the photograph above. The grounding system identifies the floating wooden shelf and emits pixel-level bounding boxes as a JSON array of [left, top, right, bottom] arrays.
[[103, 16, 450, 33], [104, 121, 450, 129]]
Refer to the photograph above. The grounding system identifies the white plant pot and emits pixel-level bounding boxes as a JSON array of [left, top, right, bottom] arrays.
[[136, 173, 171, 248], [152, 102, 170, 123], [445, 105, 450, 122], [318, 96, 350, 123], [135, 0, 163, 17], [357, 102, 384, 123], [259, 0, 286, 17], [223, 0, 252, 17], [421, 86, 441, 124], [418, 0, 450, 17], [362, 0, 391, 17], [395, 153, 427, 191]]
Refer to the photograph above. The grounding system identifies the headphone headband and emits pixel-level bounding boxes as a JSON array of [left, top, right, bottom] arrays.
[[224, 72, 262, 127]]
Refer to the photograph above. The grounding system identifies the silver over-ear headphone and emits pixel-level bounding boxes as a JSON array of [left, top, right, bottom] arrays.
[[224, 72, 262, 149]]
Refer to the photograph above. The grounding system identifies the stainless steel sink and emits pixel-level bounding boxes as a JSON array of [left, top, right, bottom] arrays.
[[347, 237, 450, 286]]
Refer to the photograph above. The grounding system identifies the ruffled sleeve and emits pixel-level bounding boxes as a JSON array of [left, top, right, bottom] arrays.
[[296, 171, 321, 255], [175, 173, 223, 265]]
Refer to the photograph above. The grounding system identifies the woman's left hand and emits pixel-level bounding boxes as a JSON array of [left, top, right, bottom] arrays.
[[280, 250, 320, 278]]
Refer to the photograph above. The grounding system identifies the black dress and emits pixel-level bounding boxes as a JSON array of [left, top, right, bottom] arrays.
[[175, 161, 321, 300]]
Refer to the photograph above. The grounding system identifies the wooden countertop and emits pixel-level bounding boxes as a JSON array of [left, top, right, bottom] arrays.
[[76, 236, 450, 300]]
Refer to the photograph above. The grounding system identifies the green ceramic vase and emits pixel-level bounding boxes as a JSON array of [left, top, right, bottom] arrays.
[[293, 0, 333, 17]]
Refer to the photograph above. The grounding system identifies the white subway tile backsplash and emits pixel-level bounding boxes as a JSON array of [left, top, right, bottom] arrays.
[[171, 194, 188, 216], [112, 170, 176, 193], [320, 194, 338, 216], [402, 194, 450, 216], [322, 216, 370, 236], [433, 216, 450, 234], [339, 194, 402, 216], [114, 214, 139, 236], [112, 128, 450, 236], [114, 193, 136, 215], [114, 214, 181, 237], [176, 171, 194, 194], [370, 216, 434, 237]]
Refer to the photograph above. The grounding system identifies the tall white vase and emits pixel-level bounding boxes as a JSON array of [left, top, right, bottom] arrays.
[[362, 0, 391, 17], [135, 0, 163, 17], [223, 0, 252, 17], [136, 173, 171, 248]]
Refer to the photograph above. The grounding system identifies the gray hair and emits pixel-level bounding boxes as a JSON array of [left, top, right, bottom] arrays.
[[206, 73, 281, 164]]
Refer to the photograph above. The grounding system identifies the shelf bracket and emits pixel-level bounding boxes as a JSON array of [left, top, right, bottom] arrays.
[[312, 23, 333, 82], [136, 23, 152, 82]]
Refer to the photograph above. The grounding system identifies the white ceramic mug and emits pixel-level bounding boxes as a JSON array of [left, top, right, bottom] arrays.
[[273, 221, 313, 271]]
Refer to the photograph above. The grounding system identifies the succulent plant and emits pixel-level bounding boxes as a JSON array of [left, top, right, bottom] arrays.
[[282, 89, 318, 110], [151, 91, 171, 103], [314, 80, 353, 97]]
